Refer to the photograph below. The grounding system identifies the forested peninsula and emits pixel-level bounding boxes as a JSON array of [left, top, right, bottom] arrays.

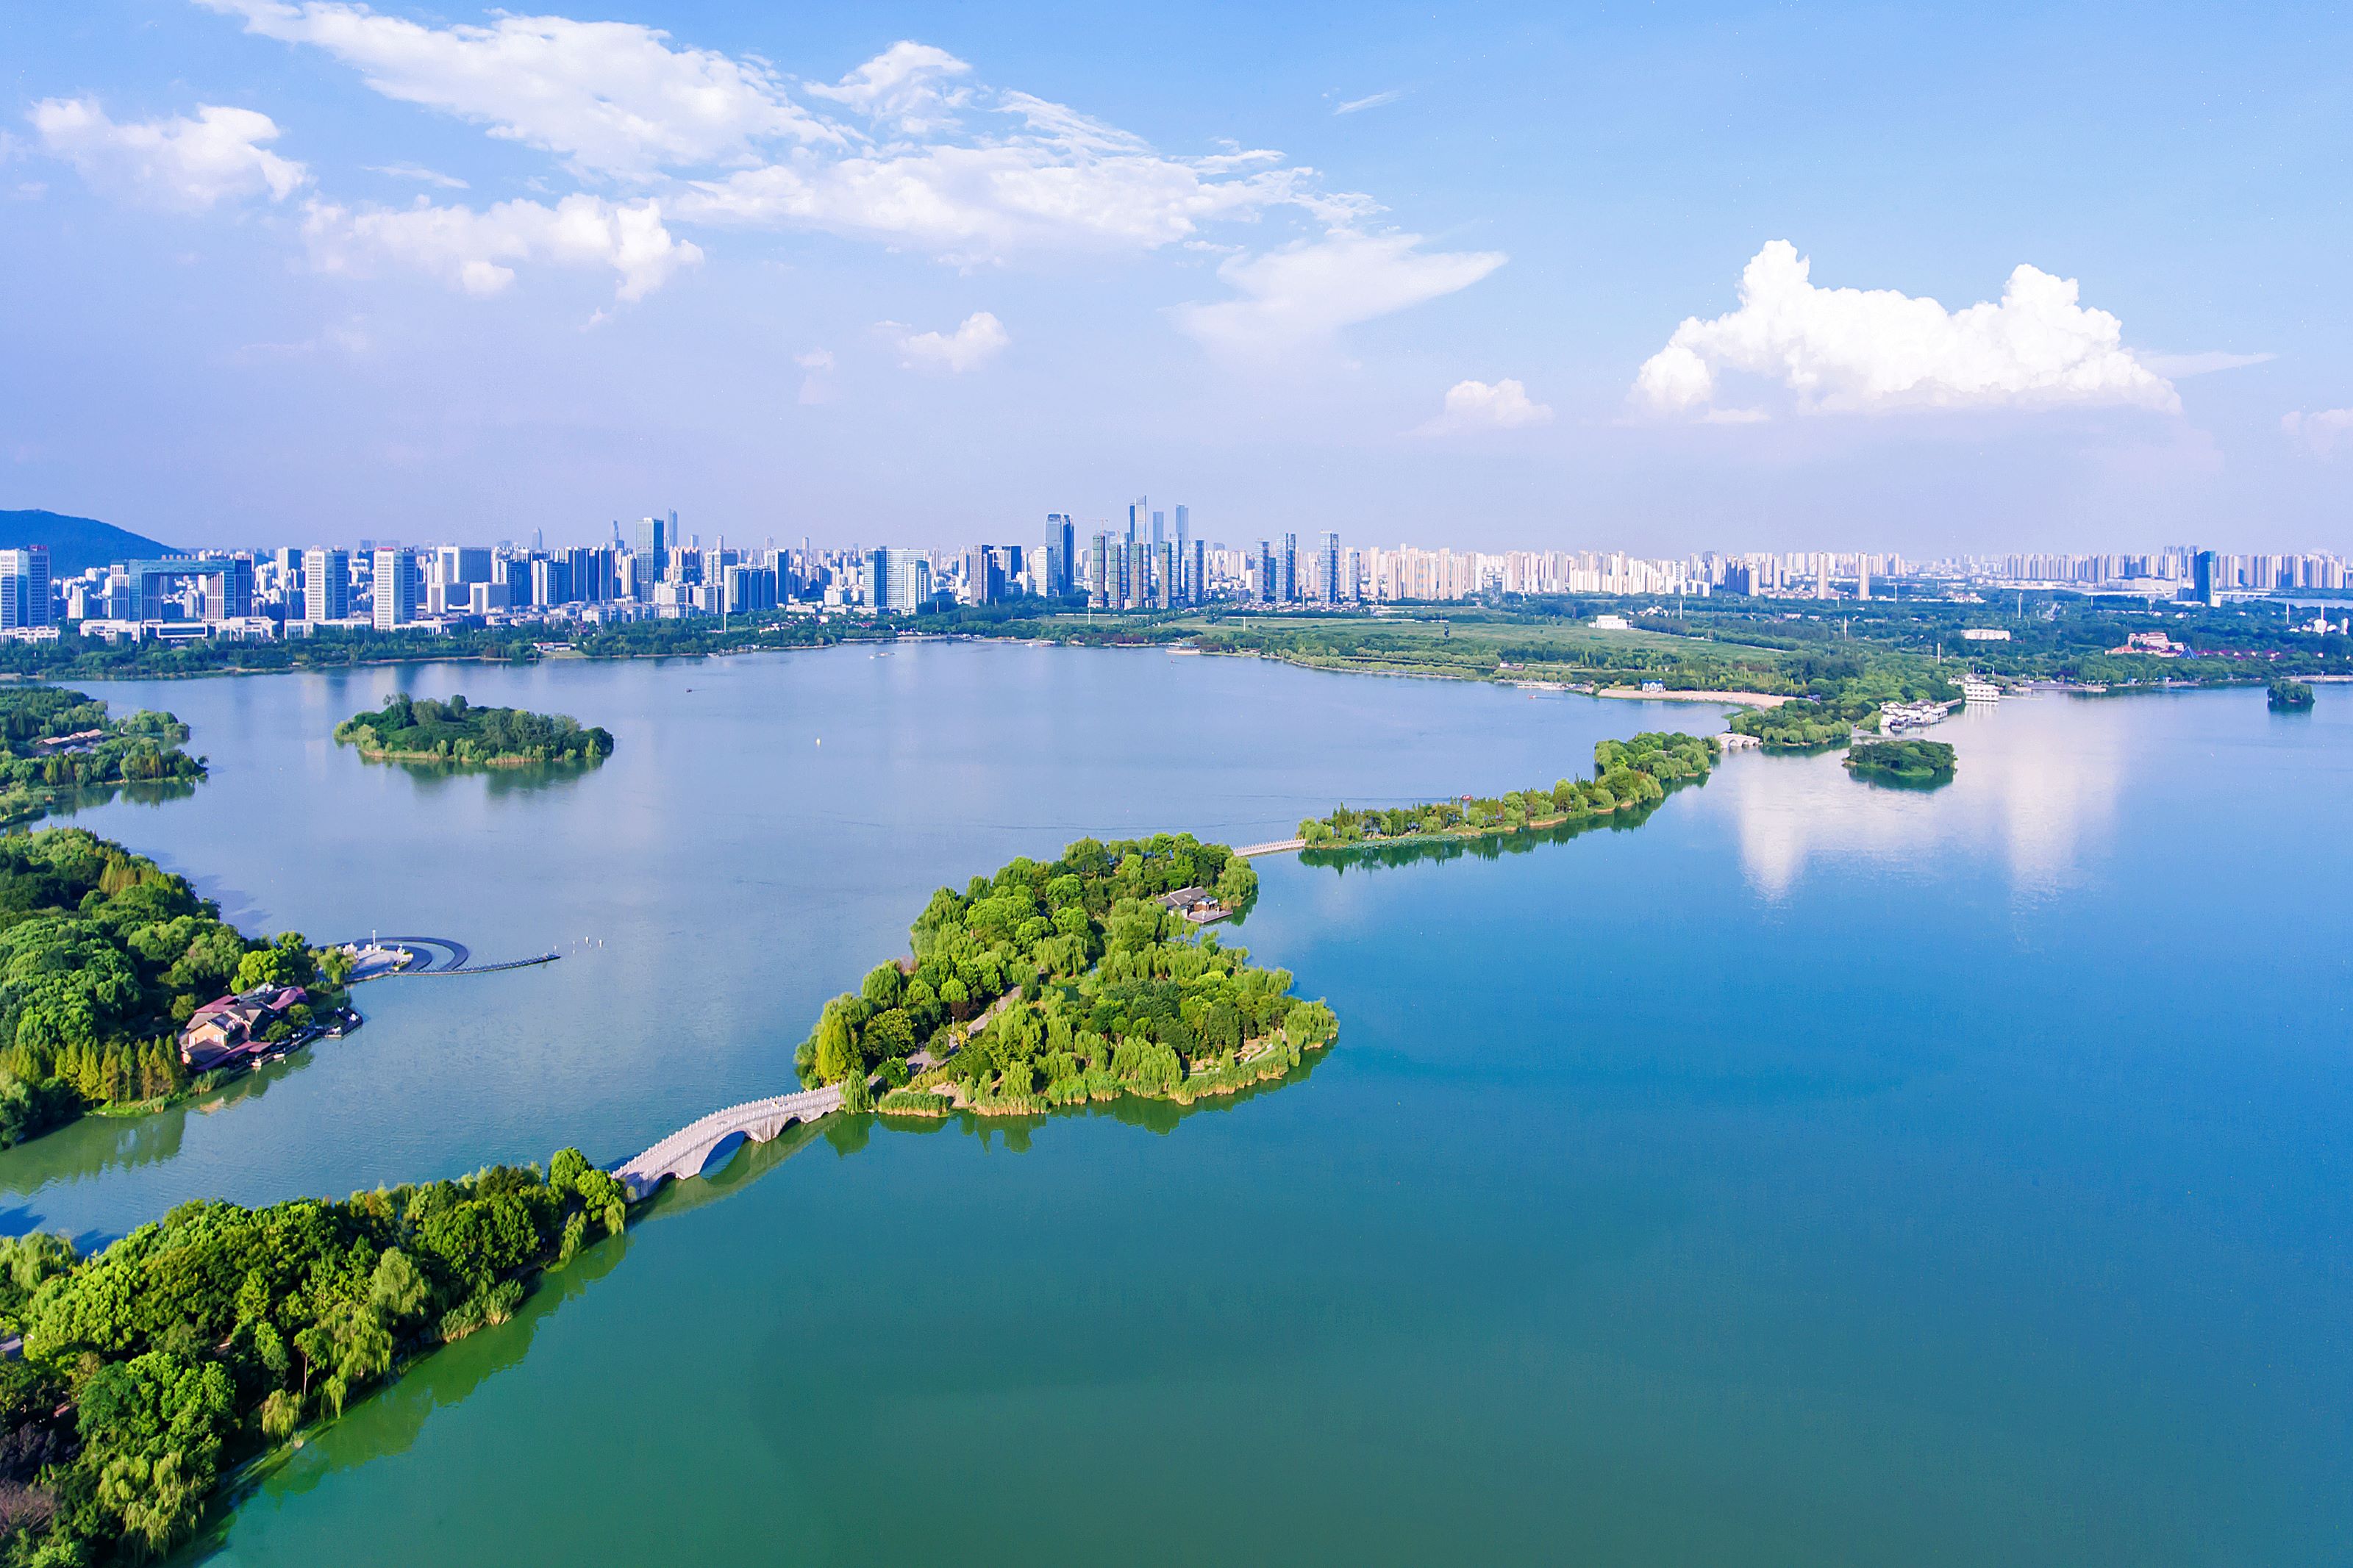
[[334, 694, 613, 767], [0, 687, 204, 828], [1298, 730, 1719, 848], [0, 830, 351, 1151]]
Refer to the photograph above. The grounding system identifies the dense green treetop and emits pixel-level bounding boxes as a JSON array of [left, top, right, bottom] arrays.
[[2267, 678, 2315, 710], [1844, 738, 1959, 785], [1297, 730, 1719, 847], [0, 1152, 627, 1563], [0, 828, 346, 1150], [335, 693, 613, 766]]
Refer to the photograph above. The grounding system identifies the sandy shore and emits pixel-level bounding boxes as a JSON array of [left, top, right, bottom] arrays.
[[1596, 687, 1790, 708]]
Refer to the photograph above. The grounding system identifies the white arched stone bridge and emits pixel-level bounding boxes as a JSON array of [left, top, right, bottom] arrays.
[[611, 1083, 843, 1200]]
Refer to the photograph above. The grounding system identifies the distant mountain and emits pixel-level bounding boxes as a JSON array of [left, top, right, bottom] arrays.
[[0, 509, 176, 575]]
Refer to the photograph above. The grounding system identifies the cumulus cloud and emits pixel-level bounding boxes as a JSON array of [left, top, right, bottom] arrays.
[[885, 312, 1008, 372], [195, 0, 833, 179], [29, 97, 307, 210], [2282, 409, 2353, 458], [1424, 378, 1553, 432], [1174, 232, 1505, 359], [1632, 241, 2177, 418], [302, 193, 701, 300], [793, 346, 835, 403]]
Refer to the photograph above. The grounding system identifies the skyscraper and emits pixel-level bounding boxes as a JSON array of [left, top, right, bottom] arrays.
[[1088, 532, 1110, 609], [304, 548, 350, 622], [1173, 505, 1192, 603], [635, 516, 668, 576], [1318, 531, 1341, 604], [1127, 498, 1149, 544], [1279, 533, 1298, 604], [1046, 514, 1075, 596], [0, 548, 51, 630], [372, 547, 417, 630], [2193, 549, 2220, 606]]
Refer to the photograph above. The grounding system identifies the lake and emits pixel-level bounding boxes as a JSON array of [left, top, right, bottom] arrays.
[[5, 647, 2346, 1564]]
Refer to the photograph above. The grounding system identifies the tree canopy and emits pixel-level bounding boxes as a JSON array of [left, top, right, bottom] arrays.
[[334, 694, 614, 766]]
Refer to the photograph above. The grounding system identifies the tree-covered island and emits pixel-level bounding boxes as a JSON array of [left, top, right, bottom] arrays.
[[1844, 737, 1958, 785], [0, 828, 352, 1151], [334, 694, 613, 767], [1296, 730, 1720, 848], [2268, 677, 2315, 711], [0, 687, 204, 827], [791, 834, 1338, 1117]]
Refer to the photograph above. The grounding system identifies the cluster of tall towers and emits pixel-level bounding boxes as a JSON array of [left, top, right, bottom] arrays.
[[1063, 499, 1204, 611]]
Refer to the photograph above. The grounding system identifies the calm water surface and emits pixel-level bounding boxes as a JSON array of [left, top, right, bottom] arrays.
[[4, 650, 2346, 1565]]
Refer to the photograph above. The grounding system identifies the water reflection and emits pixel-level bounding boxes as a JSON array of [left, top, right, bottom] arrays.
[[1297, 801, 1673, 879], [185, 1226, 637, 1564], [1711, 695, 2135, 899], [23, 776, 202, 828], [0, 1055, 319, 1247]]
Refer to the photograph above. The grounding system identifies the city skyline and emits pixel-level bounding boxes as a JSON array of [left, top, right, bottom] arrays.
[[7, 3, 2352, 554]]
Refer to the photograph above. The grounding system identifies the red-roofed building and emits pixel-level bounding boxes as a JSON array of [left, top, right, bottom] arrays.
[[179, 984, 310, 1071]]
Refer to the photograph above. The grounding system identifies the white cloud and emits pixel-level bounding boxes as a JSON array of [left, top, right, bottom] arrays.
[[29, 97, 307, 210], [302, 193, 701, 300], [1632, 241, 2178, 418], [2282, 409, 2353, 458], [1426, 378, 1553, 431], [195, 0, 833, 179], [1334, 90, 1404, 115], [794, 346, 835, 403], [794, 347, 835, 371], [1174, 231, 1506, 359], [885, 312, 1007, 372], [805, 41, 972, 135], [2140, 350, 2274, 378], [185, 12, 1499, 337], [367, 161, 468, 189]]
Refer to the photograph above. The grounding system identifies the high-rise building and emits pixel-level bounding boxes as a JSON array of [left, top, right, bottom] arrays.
[[372, 547, 418, 630], [1088, 532, 1110, 609], [1318, 531, 1341, 605], [1127, 498, 1149, 544], [0, 548, 51, 630], [2193, 549, 2220, 607], [304, 548, 351, 622], [964, 545, 1005, 605], [1046, 514, 1075, 597], [635, 516, 668, 576], [1855, 556, 1871, 601], [1279, 533, 1299, 604], [1257, 541, 1277, 604], [865, 548, 930, 613]]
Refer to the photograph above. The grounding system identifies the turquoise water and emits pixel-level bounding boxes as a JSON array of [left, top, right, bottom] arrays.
[[5, 651, 2348, 1564]]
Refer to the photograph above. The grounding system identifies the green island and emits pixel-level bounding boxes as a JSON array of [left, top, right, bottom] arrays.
[[0, 687, 204, 828], [0, 829, 351, 1151], [2267, 677, 2315, 711], [1297, 730, 1719, 847], [1844, 737, 1958, 786], [790, 833, 1340, 1117], [0, 1150, 630, 1563], [333, 694, 614, 767]]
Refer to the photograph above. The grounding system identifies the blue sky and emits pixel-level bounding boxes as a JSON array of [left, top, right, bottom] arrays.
[[4, 1, 2349, 554]]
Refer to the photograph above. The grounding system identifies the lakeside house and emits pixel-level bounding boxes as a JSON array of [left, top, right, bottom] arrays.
[[1155, 887, 1232, 925], [179, 984, 309, 1071]]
